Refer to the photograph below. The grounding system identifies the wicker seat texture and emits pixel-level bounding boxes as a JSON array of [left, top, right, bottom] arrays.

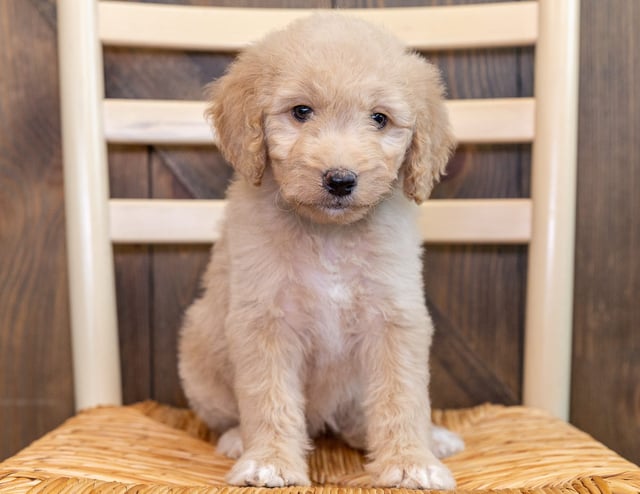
[[1, 402, 638, 493]]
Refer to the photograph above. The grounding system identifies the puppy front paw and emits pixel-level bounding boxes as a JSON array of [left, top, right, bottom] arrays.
[[226, 455, 310, 487], [367, 456, 456, 490]]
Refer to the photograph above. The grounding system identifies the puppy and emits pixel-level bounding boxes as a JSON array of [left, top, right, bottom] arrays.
[[178, 13, 462, 489]]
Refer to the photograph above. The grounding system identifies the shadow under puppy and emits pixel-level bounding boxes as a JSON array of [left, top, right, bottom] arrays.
[[178, 12, 463, 489]]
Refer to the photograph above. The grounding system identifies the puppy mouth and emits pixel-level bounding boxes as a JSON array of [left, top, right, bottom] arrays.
[[289, 195, 370, 221], [312, 197, 375, 221], [321, 197, 353, 211], [299, 200, 353, 215]]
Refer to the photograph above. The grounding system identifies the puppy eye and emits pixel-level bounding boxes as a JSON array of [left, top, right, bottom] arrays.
[[371, 112, 388, 129], [292, 105, 314, 122]]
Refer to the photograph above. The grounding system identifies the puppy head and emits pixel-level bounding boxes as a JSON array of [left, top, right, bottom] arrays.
[[207, 13, 455, 223]]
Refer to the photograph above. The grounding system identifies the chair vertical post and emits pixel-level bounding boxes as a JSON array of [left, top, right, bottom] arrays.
[[57, 0, 122, 410], [523, 0, 580, 420]]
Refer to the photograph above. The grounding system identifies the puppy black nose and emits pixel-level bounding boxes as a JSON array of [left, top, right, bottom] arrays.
[[323, 169, 358, 197]]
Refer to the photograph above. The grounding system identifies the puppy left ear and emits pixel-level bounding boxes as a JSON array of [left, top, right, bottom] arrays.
[[402, 56, 456, 204]]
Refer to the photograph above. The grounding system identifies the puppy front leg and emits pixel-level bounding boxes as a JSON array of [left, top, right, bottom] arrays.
[[363, 318, 456, 490], [225, 314, 311, 487]]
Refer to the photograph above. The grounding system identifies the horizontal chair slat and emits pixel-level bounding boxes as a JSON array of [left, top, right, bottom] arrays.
[[418, 198, 531, 244], [109, 199, 532, 244], [99, 2, 537, 51], [104, 100, 213, 145], [104, 98, 535, 146], [447, 98, 535, 144], [110, 199, 226, 244]]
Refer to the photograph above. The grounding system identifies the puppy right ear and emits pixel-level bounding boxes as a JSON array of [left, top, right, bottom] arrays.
[[205, 59, 267, 186]]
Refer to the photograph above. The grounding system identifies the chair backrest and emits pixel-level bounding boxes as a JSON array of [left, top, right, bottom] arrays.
[[57, 1, 579, 419]]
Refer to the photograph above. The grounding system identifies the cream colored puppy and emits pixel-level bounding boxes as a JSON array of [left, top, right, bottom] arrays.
[[178, 13, 463, 489]]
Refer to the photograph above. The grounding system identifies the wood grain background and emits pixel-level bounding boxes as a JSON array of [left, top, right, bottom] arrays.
[[0, 0, 638, 465]]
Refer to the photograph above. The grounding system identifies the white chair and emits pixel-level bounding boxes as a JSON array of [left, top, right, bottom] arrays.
[[1, 1, 638, 493], [65, 0, 574, 419]]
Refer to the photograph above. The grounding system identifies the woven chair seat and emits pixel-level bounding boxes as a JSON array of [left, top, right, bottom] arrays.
[[0, 402, 638, 493]]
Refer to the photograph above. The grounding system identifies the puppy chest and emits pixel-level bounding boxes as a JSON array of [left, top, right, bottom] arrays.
[[308, 263, 356, 305], [293, 239, 377, 346], [304, 233, 369, 306]]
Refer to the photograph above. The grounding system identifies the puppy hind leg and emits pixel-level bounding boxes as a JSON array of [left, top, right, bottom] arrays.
[[178, 307, 238, 434], [334, 399, 367, 451], [217, 426, 244, 459], [178, 235, 237, 431], [182, 377, 239, 434], [431, 425, 464, 459]]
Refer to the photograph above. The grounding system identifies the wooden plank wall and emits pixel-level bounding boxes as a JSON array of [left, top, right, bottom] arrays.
[[571, 0, 640, 465], [0, 0, 75, 461], [0, 0, 638, 465]]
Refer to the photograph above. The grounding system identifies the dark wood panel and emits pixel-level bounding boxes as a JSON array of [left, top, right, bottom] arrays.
[[426, 244, 526, 409], [109, 145, 154, 404], [0, 0, 74, 460], [571, 0, 640, 464]]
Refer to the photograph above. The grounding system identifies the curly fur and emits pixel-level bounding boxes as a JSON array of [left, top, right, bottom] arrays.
[[178, 13, 460, 489]]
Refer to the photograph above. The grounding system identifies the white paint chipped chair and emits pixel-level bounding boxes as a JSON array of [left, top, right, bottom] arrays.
[[1, 1, 639, 493]]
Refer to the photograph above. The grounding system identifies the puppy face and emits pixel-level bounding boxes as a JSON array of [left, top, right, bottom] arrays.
[[264, 60, 416, 224], [207, 14, 455, 224]]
